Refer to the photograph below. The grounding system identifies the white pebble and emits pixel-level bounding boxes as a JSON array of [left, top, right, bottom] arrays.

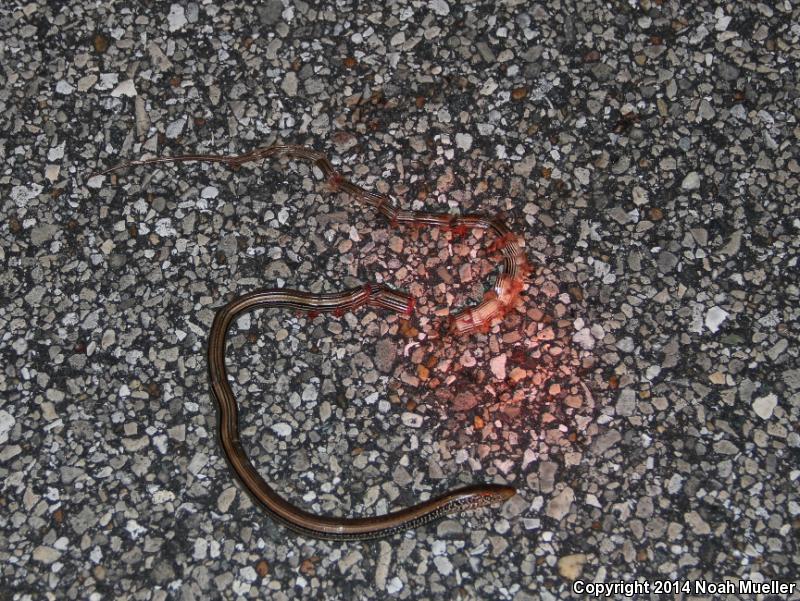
[[165, 117, 186, 139], [455, 132, 473, 151], [705, 306, 729, 332], [752, 393, 777, 420], [572, 327, 595, 350], [271, 422, 293, 438], [558, 553, 587, 580], [168, 4, 187, 31], [386, 577, 403, 594], [428, 0, 450, 16], [155, 218, 177, 237], [433, 556, 453, 576], [152, 489, 175, 504], [0, 410, 15, 445], [490, 354, 507, 380], [401, 412, 423, 428], [11, 183, 43, 206], [110, 79, 137, 98], [48, 142, 65, 161], [574, 167, 590, 186], [632, 185, 648, 205], [55, 80, 74, 95], [681, 171, 701, 190], [97, 73, 119, 91]]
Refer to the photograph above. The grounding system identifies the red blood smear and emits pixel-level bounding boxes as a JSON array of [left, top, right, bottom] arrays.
[[488, 233, 516, 253], [446, 224, 470, 239]]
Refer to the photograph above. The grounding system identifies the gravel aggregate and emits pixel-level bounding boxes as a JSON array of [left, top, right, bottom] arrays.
[[1, 0, 799, 599]]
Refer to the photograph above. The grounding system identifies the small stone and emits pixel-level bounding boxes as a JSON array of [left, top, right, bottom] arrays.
[[713, 440, 738, 455], [721, 231, 742, 256], [374, 339, 396, 373], [452, 391, 478, 411], [48, 142, 65, 161], [709, 371, 726, 385], [698, 99, 715, 120], [301, 383, 318, 402], [752, 393, 777, 420], [386, 577, 403, 594], [33, 546, 61, 563], [96, 73, 118, 91], [257, 0, 283, 24], [572, 327, 595, 350], [436, 520, 463, 538], [55, 80, 74, 95], [547, 486, 574, 521], [511, 87, 528, 101], [110, 79, 137, 98], [616, 337, 635, 353], [148, 42, 173, 71], [574, 167, 590, 186], [77, 74, 97, 92], [616, 388, 636, 416], [657, 250, 679, 273], [390, 32, 405, 47], [593, 430, 621, 454], [135, 97, 150, 137], [0, 410, 15, 445], [428, 0, 450, 16], [201, 186, 218, 199], [480, 79, 498, 96], [165, 117, 186, 139], [632, 186, 648, 205], [31, 224, 59, 246], [0, 445, 21, 461], [681, 171, 701, 190], [168, 4, 187, 31], [455, 133, 473, 151], [490, 354, 507, 380], [705, 306, 729, 333], [684, 511, 711, 535], [433, 556, 453, 576], [152, 489, 175, 504], [282, 72, 298, 96], [557, 554, 587, 580], [401, 412, 423, 428], [783, 369, 800, 391], [271, 422, 292, 437], [217, 486, 236, 512], [93, 33, 109, 53]]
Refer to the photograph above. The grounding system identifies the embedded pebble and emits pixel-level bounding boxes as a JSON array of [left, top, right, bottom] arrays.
[[752, 394, 777, 420], [271, 423, 293, 438], [0, 410, 15, 445], [557, 554, 587, 580], [110, 79, 137, 98], [681, 171, 701, 190], [490, 354, 507, 380], [455, 132, 473, 151], [217, 487, 237, 512], [546, 486, 574, 521], [401, 412, 423, 428], [167, 4, 187, 31], [705, 306, 729, 333], [3, 0, 796, 597]]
